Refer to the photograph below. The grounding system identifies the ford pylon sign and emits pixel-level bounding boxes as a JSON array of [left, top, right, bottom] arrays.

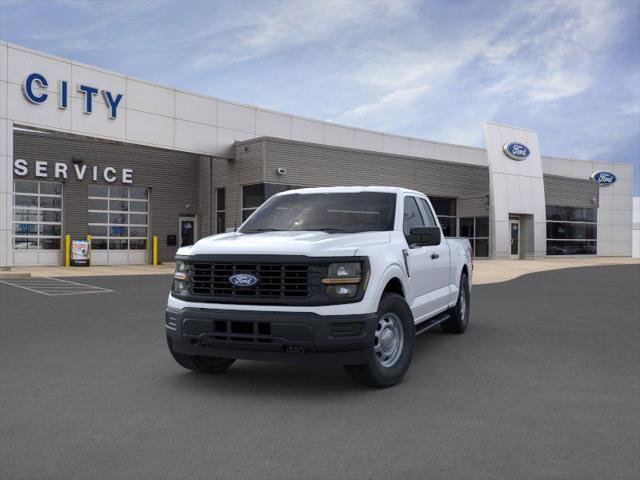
[[590, 170, 617, 186], [503, 142, 530, 161]]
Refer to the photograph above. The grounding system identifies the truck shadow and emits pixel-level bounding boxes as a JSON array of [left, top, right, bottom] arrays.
[[162, 327, 472, 397]]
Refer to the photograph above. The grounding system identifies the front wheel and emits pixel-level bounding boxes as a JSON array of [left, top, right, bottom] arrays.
[[344, 293, 415, 388], [167, 336, 236, 373], [441, 272, 470, 334]]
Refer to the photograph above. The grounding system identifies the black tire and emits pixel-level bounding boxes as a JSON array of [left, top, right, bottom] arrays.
[[167, 336, 235, 373], [441, 272, 470, 334], [344, 293, 415, 388]]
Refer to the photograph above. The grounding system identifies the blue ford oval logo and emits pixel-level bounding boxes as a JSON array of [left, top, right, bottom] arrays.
[[229, 273, 259, 287], [590, 170, 616, 186], [503, 142, 530, 161]]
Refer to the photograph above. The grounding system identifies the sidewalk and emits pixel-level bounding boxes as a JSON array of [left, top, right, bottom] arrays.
[[1, 257, 638, 283], [472, 257, 639, 284]]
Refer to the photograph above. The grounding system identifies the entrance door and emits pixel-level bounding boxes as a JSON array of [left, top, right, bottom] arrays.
[[179, 216, 197, 247], [510, 220, 520, 259]]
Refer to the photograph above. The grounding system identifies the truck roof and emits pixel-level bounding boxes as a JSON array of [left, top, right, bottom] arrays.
[[276, 186, 423, 196]]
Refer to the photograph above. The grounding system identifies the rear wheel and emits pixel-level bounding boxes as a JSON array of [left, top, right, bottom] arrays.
[[441, 272, 470, 334], [167, 336, 235, 373], [344, 293, 414, 388]]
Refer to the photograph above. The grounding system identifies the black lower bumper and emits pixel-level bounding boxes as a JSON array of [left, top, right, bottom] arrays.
[[165, 307, 378, 365]]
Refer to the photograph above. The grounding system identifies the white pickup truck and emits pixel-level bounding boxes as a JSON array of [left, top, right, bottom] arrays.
[[166, 186, 473, 387]]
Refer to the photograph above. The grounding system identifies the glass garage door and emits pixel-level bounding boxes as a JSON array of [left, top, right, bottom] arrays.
[[13, 180, 63, 266], [88, 185, 149, 265]]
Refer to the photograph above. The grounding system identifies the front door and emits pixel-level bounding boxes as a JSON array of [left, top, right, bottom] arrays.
[[510, 220, 520, 259], [179, 216, 197, 247]]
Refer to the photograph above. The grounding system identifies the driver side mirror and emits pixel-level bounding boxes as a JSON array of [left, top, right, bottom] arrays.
[[406, 226, 441, 247]]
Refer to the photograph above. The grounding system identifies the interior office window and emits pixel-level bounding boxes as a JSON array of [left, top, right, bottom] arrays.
[[429, 196, 457, 236], [13, 180, 63, 250], [546, 205, 597, 255], [459, 216, 490, 257], [215, 188, 226, 233], [241, 183, 303, 222], [88, 186, 149, 250]]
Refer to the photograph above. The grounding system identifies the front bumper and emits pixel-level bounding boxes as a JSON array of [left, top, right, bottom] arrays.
[[166, 307, 378, 365]]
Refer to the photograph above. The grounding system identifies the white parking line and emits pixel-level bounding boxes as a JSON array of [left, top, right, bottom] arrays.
[[0, 277, 113, 296]]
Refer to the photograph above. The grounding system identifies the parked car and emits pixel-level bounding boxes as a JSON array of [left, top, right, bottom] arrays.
[[166, 186, 473, 387]]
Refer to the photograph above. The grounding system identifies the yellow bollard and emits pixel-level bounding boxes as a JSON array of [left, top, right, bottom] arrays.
[[65, 235, 71, 267], [153, 236, 158, 266]]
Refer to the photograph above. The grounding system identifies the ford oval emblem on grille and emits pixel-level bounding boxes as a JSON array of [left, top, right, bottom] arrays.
[[503, 142, 530, 161], [229, 273, 259, 287]]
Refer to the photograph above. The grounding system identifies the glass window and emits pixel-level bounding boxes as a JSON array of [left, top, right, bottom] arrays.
[[417, 198, 437, 227], [14, 237, 39, 250], [109, 213, 128, 224], [15, 180, 38, 194], [216, 188, 226, 211], [242, 184, 265, 210], [130, 201, 147, 212], [14, 223, 37, 235], [40, 238, 61, 250], [475, 239, 489, 257], [88, 185, 108, 197], [439, 217, 457, 237], [88, 198, 108, 210], [109, 199, 129, 212], [40, 197, 61, 209], [129, 239, 147, 250], [40, 182, 62, 195], [546, 205, 597, 255], [429, 197, 457, 216], [110, 186, 129, 199], [89, 225, 108, 237], [14, 209, 39, 222], [15, 195, 38, 207], [88, 187, 149, 252], [240, 192, 397, 234], [215, 188, 226, 233], [109, 239, 128, 250], [476, 216, 489, 237], [40, 224, 61, 236], [130, 187, 148, 200], [403, 197, 425, 236], [12, 180, 63, 251], [128, 227, 146, 238], [459, 217, 474, 238]]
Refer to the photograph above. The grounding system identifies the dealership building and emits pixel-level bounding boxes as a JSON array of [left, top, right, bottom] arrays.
[[0, 41, 636, 267]]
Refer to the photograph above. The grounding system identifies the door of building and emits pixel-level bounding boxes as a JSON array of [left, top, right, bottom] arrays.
[[510, 220, 520, 259], [179, 216, 197, 247]]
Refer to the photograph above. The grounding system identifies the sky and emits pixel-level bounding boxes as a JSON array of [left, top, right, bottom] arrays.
[[1, 0, 639, 193]]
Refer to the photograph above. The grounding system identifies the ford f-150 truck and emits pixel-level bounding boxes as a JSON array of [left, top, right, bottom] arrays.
[[166, 187, 472, 387]]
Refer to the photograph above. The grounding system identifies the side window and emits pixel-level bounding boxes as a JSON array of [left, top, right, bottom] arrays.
[[418, 198, 437, 227], [403, 197, 425, 236]]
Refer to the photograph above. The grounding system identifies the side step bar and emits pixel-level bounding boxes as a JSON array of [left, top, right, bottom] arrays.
[[415, 312, 450, 336]]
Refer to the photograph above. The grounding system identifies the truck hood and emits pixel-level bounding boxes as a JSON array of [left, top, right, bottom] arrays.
[[181, 231, 391, 257]]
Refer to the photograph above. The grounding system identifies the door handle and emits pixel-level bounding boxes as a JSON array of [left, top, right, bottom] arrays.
[[431, 253, 439, 259]]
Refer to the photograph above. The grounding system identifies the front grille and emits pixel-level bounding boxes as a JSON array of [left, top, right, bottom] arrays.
[[190, 263, 310, 299]]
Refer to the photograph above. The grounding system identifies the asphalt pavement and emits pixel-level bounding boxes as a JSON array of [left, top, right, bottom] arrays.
[[0, 265, 638, 480]]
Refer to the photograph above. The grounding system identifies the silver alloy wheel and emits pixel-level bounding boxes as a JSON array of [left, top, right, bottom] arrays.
[[459, 283, 467, 321], [374, 312, 404, 367]]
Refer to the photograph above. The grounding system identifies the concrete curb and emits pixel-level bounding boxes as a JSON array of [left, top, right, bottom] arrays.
[[0, 272, 31, 280]]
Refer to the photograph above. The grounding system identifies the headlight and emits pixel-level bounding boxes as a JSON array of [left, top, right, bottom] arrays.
[[172, 260, 190, 295], [174, 260, 187, 280], [322, 262, 363, 298]]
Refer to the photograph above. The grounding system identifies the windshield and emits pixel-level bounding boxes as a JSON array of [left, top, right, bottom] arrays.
[[239, 192, 396, 234]]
